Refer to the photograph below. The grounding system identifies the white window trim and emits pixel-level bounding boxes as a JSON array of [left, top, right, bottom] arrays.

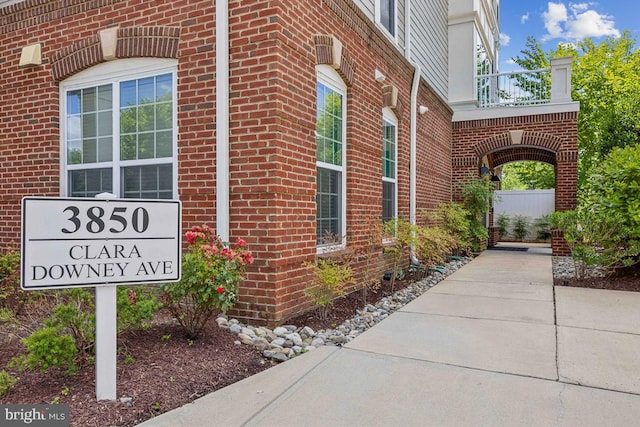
[[382, 108, 398, 217], [382, 108, 398, 243], [59, 58, 179, 199], [375, 0, 398, 44], [316, 65, 347, 254]]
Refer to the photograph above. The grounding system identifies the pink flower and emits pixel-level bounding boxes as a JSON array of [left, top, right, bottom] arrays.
[[186, 231, 198, 245], [243, 252, 254, 265], [216, 286, 224, 294], [235, 238, 247, 248], [127, 289, 137, 305]]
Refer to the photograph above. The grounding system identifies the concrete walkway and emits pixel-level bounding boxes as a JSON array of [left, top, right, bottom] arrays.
[[140, 246, 640, 426]]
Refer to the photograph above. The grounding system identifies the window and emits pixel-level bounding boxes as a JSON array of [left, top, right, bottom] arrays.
[[316, 66, 347, 248], [376, 0, 397, 39], [61, 59, 177, 199], [382, 109, 397, 222]]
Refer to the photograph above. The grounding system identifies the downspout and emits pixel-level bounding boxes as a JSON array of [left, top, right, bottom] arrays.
[[409, 63, 420, 265], [216, 0, 229, 241], [406, 0, 420, 265]]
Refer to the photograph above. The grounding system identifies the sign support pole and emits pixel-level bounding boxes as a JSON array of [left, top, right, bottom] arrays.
[[95, 192, 117, 401], [95, 285, 117, 400]]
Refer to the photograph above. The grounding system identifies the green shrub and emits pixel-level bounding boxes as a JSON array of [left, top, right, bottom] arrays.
[[304, 258, 354, 320], [552, 209, 640, 279], [0, 369, 17, 397], [415, 225, 456, 269], [583, 144, 640, 239], [12, 327, 78, 375], [496, 215, 510, 240], [511, 215, 530, 241], [14, 286, 160, 374], [551, 145, 640, 277], [354, 218, 384, 306], [45, 289, 96, 356], [462, 176, 495, 252], [534, 215, 551, 241], [430, 203, 472, 255], [382, 218, 415, 292], [117, 287, 161, 333], [0, 249, 27, 315]]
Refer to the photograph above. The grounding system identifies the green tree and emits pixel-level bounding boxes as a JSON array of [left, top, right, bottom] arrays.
[[509, 36, 553, 102], [500, 162, 555, 190], [511, 31, 640, 188], [583, 145, 640, 239]]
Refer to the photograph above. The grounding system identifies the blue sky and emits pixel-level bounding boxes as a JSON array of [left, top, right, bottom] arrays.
[[499, 1, 640, 71]]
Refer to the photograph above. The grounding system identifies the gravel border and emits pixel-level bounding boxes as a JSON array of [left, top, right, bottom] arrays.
[[216, 258, 470, 363], [552, 255, 606, 280]]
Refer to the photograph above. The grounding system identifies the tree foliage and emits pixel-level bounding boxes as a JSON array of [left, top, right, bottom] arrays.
[[500, 161, 555, 190], [511, 31, 640, 188]]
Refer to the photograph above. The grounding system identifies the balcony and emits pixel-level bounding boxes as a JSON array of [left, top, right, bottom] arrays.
[[476, 57, 573, 108]]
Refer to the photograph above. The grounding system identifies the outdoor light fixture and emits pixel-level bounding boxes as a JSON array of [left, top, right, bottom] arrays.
[[374, 69, 386, 82], [418, 105, 429, 115], [491, 174, 501, 182], [480, 164, 491, 176]]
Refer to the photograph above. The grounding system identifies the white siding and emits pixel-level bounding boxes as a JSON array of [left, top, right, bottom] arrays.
[[411, 0, 448, 100], [353, 0, 407, 51]]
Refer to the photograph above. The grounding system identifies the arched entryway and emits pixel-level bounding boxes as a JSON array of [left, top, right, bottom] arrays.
[[452, 112, 579, 255]]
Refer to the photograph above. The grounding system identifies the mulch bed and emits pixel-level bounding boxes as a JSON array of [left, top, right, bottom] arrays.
[[0, 310, 271, 427]]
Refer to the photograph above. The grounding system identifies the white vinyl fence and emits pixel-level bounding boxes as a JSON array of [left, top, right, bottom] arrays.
[[493, 190, 555, 241]]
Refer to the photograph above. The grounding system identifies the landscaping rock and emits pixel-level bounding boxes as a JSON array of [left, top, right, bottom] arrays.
[[215, 257, 470, 363], [273, 327, 288, 337]]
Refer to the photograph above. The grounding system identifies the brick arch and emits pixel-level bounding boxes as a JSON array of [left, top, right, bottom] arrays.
[[488, 147, 557, 168], [473, 131, 564, 157], [313, 35, 356, 86], [50, 26, 181, 82]]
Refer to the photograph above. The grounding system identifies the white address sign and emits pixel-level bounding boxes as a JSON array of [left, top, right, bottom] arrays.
[[21, 197, 182, 290]]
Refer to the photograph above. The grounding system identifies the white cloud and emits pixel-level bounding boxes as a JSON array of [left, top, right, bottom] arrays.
[[500, 33, 511, 47], [542, 2, 568, 41], [541, 2, 620, 41], [506, 58, 517, 65], [521, 13, 530, 24]]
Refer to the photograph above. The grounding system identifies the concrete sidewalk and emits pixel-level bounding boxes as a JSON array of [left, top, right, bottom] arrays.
[[139, 246, 640, 426]]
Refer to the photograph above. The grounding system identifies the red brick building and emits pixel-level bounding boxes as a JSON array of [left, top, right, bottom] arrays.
[[1, 0, 577, 324]]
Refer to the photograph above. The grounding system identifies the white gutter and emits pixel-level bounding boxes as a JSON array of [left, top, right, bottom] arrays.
[[409, 63, 420, 265], [216, 0, 230, 241]]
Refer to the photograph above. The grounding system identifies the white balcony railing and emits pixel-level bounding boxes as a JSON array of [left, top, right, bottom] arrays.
[[476, 57, 574, 108], [476, 68, 550, 108]]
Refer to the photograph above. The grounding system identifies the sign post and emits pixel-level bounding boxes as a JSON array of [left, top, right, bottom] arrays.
[[95, 285, 117, 400], [21, 196, 181, 400]]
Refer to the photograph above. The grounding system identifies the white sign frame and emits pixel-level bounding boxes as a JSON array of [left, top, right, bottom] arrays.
[[21, 197, 182, 290]]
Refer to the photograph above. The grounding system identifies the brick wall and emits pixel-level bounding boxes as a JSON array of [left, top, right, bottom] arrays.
[[0, 0, 219, 248], [1, 0, 454, 325]]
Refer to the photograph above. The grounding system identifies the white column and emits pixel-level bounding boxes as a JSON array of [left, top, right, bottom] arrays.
[[550, 56, 573, 103]]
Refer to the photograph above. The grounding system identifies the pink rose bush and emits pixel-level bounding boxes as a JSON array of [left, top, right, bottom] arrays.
[[162, 225, 254, 339]]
